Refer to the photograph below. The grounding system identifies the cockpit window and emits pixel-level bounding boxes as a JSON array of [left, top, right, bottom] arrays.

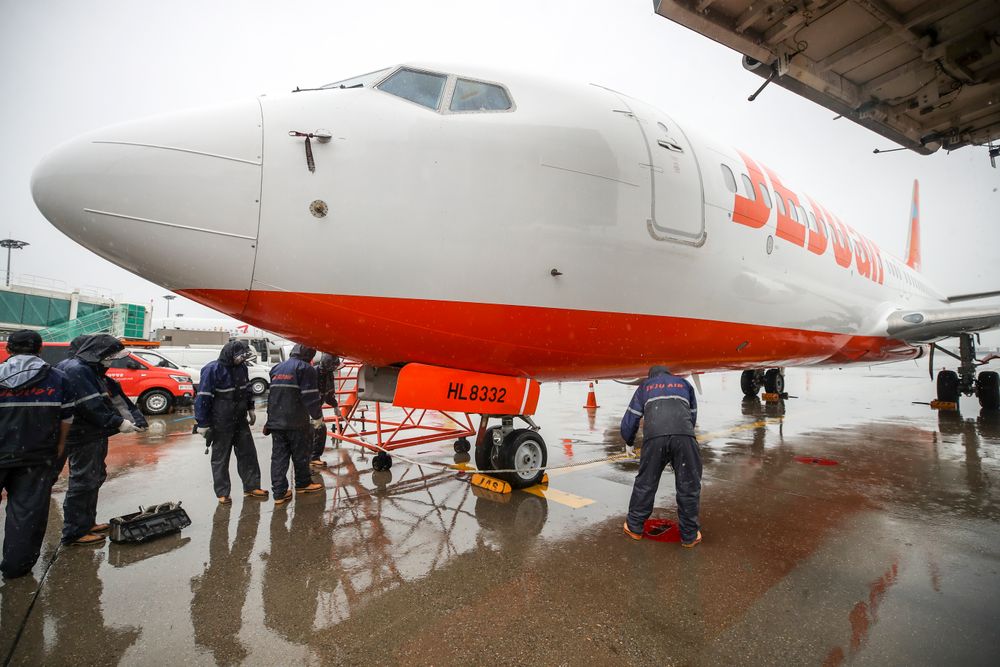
[[377, 68, 447, 110], [449, 78, 512, 112], [322, 68, 391, 90]]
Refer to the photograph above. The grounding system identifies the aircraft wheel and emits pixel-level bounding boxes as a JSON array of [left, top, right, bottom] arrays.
[[454, 437, 471, 454], [976, 371, 999, 411], [937, 370, 960, 403], [763, 369, 784, 394], [372, 452, 392, 471], [497, 429, 547, 489], [740, 370, 761, 397], [475, 426, 501, 471]]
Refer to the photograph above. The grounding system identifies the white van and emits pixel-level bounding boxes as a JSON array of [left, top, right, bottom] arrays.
[[136, 347, 272, 396]]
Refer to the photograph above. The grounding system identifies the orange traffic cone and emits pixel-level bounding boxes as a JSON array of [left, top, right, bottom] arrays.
[[584, 382, 599, 409]]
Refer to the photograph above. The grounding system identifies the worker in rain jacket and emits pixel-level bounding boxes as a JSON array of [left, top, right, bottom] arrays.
[[264, 344, 324, 504], [194, 340, 267, 504], [620, 365, 703, 548], [0, 331, 76, 578], [57, 334, 145, 546], [57, 335, 146, 433], [309, 353, 340, 468]]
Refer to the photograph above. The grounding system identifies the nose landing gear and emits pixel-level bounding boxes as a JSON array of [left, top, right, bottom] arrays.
[[932, 333, 1000, 411], [473, 415, 548, 489]]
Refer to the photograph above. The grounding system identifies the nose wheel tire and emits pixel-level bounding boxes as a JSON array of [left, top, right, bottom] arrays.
[[475, 426, 501, 471], [454, 437, 471, 454], [977, 371, 999, 411], [372, 452, 392, 471], [496, 429, 547, 489]]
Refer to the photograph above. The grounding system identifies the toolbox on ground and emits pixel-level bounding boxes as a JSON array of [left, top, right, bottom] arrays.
[[109, 501, 191, 544]]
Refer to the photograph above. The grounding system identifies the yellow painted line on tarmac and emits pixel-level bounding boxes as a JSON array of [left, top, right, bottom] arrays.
[[450, 462, 595, 508], [522, 484, 595, 508]]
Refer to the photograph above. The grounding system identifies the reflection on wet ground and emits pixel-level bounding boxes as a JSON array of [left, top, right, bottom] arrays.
[[2, 365, 999, 664]]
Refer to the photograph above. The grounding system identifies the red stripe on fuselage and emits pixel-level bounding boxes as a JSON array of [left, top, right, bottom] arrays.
[[178, 289, 919, 381]]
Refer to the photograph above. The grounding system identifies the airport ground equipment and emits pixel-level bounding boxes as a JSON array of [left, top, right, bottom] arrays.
[[109, 501, 191, 544]]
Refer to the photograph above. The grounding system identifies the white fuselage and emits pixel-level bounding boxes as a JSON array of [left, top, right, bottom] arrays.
[[31, 63, 941, 380]]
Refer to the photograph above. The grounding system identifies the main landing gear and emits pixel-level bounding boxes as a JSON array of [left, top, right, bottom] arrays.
[[932, 333, 1000, 411], [740, 368, 785, 398], [473, 415, 548, 489]]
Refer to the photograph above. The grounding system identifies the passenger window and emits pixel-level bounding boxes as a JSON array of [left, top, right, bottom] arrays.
[[450, 78, 512, 112], [788, 201, 798, 222], [807, 212, 817, 232], [759, 184, 772, 209], [775, 195, 786, 216], [377, 68, 447, 110], [740, 174, 755, 200], [720, 164, 737, 193]]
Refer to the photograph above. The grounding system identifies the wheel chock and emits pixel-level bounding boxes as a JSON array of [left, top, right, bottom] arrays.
[[930, 400, 958, 411], [540, 473, 549, 486], [471, 473, 511, 494], [762, 392, 788, 402], [471, 485, 512, 504]]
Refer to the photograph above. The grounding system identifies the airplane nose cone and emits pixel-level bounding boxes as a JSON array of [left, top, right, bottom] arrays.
[[31, 99, 263, 299]]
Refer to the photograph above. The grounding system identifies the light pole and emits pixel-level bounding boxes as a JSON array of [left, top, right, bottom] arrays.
[[1, 239, 29, 287], [162, 294, 177, 317]]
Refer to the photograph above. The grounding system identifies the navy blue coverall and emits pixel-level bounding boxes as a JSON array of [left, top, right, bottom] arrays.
[[265, 346, 323, 497], [194, 341, 262, 498], [0, 352, 75, 577], [311, 354, 339, 461], [621, 367, 702, 542], [55, 335, 145, 544]]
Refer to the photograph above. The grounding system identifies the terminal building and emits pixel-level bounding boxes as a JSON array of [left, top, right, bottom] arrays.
[[0, 278, 149, 342]]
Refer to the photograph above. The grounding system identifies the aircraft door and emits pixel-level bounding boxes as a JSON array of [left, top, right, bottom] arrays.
[[615, 97, 705, 245]]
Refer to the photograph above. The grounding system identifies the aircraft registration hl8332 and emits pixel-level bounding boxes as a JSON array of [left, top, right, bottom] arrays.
[[31, 63, 1000, 487]]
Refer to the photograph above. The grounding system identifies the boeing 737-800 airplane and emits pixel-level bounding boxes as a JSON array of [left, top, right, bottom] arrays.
[[30, 63, 1000, 487]]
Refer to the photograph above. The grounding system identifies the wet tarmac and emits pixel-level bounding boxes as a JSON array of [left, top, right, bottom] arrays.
[[2, 363, 999, 665]]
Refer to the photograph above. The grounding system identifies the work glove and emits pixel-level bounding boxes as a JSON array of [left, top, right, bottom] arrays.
[[625, 443, 636, 458], [195, 426, 213, 441], [247, 410, 256, 426], [119, 420, 137, 434], [311, 418, 325, 429]]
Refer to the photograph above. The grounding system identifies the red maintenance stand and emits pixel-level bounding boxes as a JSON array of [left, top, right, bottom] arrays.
[[326, 362, 478, 469]]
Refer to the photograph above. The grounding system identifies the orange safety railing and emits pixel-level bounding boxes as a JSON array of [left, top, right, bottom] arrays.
[[326, 362, 476, 453]]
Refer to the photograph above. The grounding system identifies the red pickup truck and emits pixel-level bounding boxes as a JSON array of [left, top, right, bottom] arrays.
[[0, 341, 194, 415]]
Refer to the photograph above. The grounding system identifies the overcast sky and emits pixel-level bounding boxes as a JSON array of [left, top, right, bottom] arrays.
[[1, 0, 997, 329]]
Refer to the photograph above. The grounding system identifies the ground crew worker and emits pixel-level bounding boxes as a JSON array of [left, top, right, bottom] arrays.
[[0, 331, 75, 578], [310, 353, 340, 467], [58, 334, 144, 546], [194, 340, 267, 504], [621, 365, 703, 548], [58, 335, 147, 440], [265, 344, 324, 504]]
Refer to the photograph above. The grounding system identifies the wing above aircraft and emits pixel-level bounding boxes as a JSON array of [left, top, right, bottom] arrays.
[[887, 304, 1000, 343]]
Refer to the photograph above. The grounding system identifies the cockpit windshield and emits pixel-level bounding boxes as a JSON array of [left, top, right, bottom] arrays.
[[321, 67, 392, 90]]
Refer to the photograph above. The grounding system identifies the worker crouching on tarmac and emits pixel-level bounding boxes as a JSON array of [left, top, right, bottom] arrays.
[[621, 365, 703, 548], [194, 340, 268, 505], [310, 353, 340, 468], [265, 344, 324, 505], [0, 331, 75, 578], [57, 334, 147, 546]]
